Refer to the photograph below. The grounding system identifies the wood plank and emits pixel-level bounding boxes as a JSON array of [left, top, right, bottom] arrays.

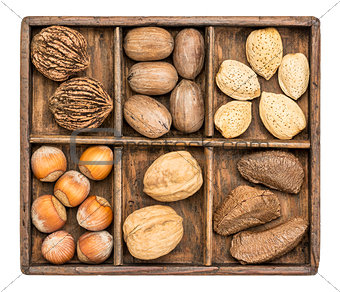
[[114, 27, 123, 137], [25, 16, 314, 27], [20, 18, 31, 274], [26, 264, 313, 275], [29, 135, 311, 149], [205, 27, 214, 137], [113, 147, 123, 265], [203, 147, 213, 265], [309, 19, 321, 273]]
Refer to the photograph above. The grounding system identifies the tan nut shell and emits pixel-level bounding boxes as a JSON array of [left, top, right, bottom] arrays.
[[246, 28, 283, 80], [278, 53, 310, 100], [215, 60, 260, 100], [143, 151, 203, 202], [259, 92, 306, 140], [214, 101, 252, 139], [123, 205, 183, 260]]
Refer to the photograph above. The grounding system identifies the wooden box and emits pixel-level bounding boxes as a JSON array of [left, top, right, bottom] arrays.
[[20, 16, 320, 275]]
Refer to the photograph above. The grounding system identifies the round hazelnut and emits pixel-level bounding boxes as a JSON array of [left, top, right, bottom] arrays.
[[31, 195, 67, 233], [54, 170, 90, 207], [78, 146, 113, 180], [77, 231, 113, 264], [77, 196, 113, 231], [31, 146, 67, 182], [42, 230, 75, 264]]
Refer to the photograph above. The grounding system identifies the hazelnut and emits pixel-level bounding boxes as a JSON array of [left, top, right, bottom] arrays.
[[31, 146, 67, 182], [42, 230, 75, 264], [77, 196, 113, 231], [77, 231, 113, 264], [54, 170, 90, 207], [78, 146, 113, 180], [31, 195, 67, 233]]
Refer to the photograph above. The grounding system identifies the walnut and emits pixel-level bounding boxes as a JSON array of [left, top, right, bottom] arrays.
[[31, 26, 90, 81], [143, 151, 203, 202], [123, 205, 183, 260], [49, 77, 113, 131]]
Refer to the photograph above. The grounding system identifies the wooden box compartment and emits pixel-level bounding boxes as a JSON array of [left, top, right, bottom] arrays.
[[21, 16, 320, 275]]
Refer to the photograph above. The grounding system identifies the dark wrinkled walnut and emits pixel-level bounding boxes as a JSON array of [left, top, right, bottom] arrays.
[[31, 26, 90, 81], [49, 77, 113, 131], [213, 185, 280, 236], [237, 151, 304, 194]]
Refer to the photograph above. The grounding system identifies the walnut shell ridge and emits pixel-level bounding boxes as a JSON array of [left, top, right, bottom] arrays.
[[31, 26, 90, 81], [49, 77, 113, 131], [143, 151, 203, 202], [123, 205, 183, 260]]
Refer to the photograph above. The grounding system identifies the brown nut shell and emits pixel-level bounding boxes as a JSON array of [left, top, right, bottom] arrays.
[[124, 27, 174, 61], [31, 26, 89, 81], [173, 28, 205, 79], [31, 146, 67, 182], [128, 62, 178, 95], [77, 196, 113, 231], [49, 77, 113, 131], [78, 146, 113, 180], [31, 195, 67, 233], [124, 95, 172, 138], [77, 231, 113, 264], [54, 170, 90, 207], [123, 205, 183, 260], [42, 231, 75, 265], [143, 151, 203, 202], [170, 80, 204, 133]]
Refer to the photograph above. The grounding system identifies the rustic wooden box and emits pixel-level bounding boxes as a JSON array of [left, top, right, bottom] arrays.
[[20, 16, 320, 275]]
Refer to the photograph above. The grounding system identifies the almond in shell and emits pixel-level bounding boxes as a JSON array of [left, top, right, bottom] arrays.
[[246, 28, 283, 80], [259, 92, 306, 140], [214, 101, 252, 139], [278, 53, 310, 100], [215, 60, 260, 100]]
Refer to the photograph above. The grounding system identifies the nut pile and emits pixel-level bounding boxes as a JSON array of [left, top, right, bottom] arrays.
[[215, 27, 309, 140], [124, 27, 205, 137], [31, 145, 114, 265]]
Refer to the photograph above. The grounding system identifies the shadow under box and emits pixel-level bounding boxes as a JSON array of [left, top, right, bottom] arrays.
[[30, 26, 115, 136], [122, 27, 206, 139], [30, 144, 114, 265], [211, 148, 310, 265], [122, 145, 205, 265], [213, 26, 310, 140]]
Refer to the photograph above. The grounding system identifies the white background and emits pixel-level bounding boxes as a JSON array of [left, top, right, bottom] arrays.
[[0, 0, 339, 291]]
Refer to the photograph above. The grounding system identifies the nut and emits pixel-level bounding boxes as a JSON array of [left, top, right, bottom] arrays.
[[173, 28, 205, 79], [128, 62, 178, 95], [259, 91, 306, 139], [49, 77, 113, 131], [214, 101, 252, 139], [31, 26, 89, 81], [124, 27, 174, 61], [54, 170, 90, 207], [278, 53, 310, 100], [31, 195, 67, 233], [77, 196, 113, 231], [124, 95, 172, 138], [215, 60, 260, 100], [31, 146, 67, 182], [77, 231, 113, 264], [41, 230, 75, 264], [123, 205, 183, 260], [79, 146, 113, 180], [246, 27, 283, 80], [143, 151, 203, 202], [170, 80, 204, 133]]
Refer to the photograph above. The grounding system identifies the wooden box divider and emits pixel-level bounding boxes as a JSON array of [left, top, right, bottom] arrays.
[[21, 16, 320, 275]]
